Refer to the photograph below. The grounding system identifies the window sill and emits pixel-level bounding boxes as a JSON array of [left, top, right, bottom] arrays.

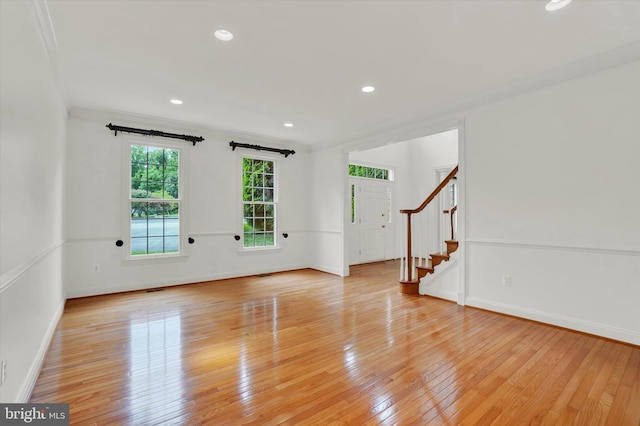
[[237, 246, 282, 255], [122, 253, 188, 265]]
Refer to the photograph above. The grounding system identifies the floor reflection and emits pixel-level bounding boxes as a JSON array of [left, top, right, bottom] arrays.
[[129, 311, 184, 423]]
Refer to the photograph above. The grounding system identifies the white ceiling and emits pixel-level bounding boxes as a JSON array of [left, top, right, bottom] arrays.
[[44, 0, 640, 148]]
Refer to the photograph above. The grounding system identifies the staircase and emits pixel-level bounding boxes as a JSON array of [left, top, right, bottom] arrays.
[[399, 166, 458, 295]]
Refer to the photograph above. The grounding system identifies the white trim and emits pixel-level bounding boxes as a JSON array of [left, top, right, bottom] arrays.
[[421, 288, 458, 303], [18, 299, 65, 403], [0, 240, 65, 294], [65, 230, 311, 242], [465, 238, 640, 257], [456, 117, 467, 307], [466, 297, 640, 346], [28, 0, 71, 109]]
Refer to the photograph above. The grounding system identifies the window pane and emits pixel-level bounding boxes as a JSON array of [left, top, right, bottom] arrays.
[[147, 237, 165, 254], [264, 189, 274, 202], [148, 216, 163, 237], [131, 202, 148, 220], [164, 167, 179, 198], [251, 173, 262, 187], [131, 237, 147, 255], [147, 147, 163, 164], [131, 182, 148, 198], [164, 235, 179, 254]]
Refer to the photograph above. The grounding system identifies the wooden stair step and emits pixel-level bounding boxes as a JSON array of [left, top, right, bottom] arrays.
[[416, 265, 434, 279], [430, 252, 449, 267], [445, 240, 459, 255]]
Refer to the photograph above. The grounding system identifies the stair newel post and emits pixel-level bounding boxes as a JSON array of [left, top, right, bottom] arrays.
[[417, 212, 422, 267], [450, 205, 458, 241], [400, 213, 406, 281], [406, 212, 413, 281]]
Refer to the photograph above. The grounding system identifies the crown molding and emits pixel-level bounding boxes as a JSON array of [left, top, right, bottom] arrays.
[[28, 0, 71, 110]]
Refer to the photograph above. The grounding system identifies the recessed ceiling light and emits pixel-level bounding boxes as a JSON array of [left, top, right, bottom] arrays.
[[170, 99, 183, 105], [215, 29, 234, 41], [362, 86, 376, 93], [283, 122, 294, 128], [545, 0, 572, 12]]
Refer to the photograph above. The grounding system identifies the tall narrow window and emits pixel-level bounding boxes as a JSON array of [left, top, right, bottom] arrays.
[[242, 157, 276, 248], [130, 144, 181, 256], [351, 184, 356, 224]]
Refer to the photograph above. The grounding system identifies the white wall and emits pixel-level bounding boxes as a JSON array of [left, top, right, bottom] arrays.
[[307, 145, 346, 275], [64, 110, 311, 297], [0, 1, 67, 402], [465, 61, 640, 344]]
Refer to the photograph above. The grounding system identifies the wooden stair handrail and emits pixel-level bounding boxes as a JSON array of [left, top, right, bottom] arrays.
[[399, 165, 458, 289], [400, 165, 458, 214]]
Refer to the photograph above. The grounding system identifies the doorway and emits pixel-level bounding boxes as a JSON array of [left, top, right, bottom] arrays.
[[348, 177, 392, 264]]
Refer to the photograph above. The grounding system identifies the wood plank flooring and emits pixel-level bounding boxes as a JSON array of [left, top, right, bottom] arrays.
[[31, 261, 640, 425]]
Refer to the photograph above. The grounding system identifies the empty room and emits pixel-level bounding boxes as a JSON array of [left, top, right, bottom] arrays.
[[1, 0, 639, 424]]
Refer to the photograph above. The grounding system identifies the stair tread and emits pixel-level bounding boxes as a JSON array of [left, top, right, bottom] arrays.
[[417, 265, 434, 271]]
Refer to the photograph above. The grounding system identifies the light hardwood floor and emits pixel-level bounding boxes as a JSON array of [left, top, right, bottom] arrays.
[[31, 261, 640, 425]]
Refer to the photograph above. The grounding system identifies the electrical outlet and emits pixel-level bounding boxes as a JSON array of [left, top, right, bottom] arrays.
[[93, 264, 100, 272], [1, 359, 7, 385], [502, 275, 512, 287]]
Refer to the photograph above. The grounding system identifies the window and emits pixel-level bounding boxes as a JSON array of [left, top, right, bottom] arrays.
[[242, 157, 276, 248], [129, 144, 181, 256], [351, 184, 356, 224], [348, 164, 391, 181]]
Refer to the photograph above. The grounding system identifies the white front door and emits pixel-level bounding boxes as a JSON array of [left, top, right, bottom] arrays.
[[349, 179, 391, 264]]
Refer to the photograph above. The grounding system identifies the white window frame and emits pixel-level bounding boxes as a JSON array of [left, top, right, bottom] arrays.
[[122, 137, 189, 262], [237, 152, 279, 252]]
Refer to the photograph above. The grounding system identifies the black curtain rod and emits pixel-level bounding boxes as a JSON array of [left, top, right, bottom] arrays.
[[229, 141, 295, 158], [106, 123, 204, 146]]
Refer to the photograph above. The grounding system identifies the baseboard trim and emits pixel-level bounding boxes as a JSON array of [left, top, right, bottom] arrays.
[[465, 297, 640, 346], [420, 288, 457, 302], [18, 299, 65, 403]]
